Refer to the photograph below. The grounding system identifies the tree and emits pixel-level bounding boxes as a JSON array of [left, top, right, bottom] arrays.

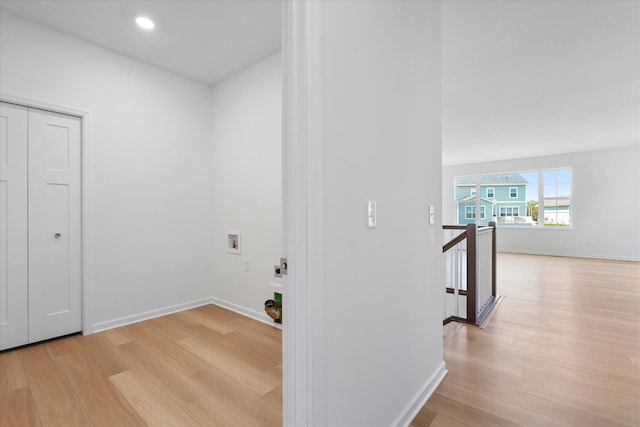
[[527, 200, 539, 222]]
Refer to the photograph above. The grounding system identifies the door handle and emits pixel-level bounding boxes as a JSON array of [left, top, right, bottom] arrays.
[[54, 233, 61, 239]]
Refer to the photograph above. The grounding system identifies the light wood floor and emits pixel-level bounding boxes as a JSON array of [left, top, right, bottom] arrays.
[[0, 305, 282, 426], [412, 253, 640, 427], [2, 254, 638, 426]]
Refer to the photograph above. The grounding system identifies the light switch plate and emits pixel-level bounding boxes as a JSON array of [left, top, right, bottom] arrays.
[[429, 205, 435, 225]]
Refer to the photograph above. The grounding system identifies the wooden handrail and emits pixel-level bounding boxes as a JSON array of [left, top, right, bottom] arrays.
[[443, 231, 467, 253], [443, 225, 466, 230]]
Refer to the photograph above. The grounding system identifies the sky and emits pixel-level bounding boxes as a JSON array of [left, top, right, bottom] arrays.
[[520, 171, 539, 202], [487, 169, 571, 201]]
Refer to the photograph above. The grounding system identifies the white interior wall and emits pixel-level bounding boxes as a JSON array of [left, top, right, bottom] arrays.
[[443, 145, 640, 261], [209, 53, 282, 322], [0, 13, 216, 329], [318, 2, 445, 425]]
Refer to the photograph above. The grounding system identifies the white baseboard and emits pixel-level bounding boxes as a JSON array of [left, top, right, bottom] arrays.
[[391, 361, 448, 427], [91, 297, 213, 333], [90, 295, 282, 335], [210, 296, 282, 330]]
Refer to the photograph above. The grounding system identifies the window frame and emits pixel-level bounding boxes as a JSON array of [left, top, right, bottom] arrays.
[[542, 168, 573, 227], [486, 187, 495, 199], [454, 168, 573, 229], [499, 206, 519, 217], [465, 205, 476, 220], [509, 187, 518, 199]]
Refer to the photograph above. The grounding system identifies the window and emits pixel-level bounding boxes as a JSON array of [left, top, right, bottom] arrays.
[[455, 168, 571, 228], [486, 187, 494, 198], [466, 206, 486, 220], [543, 169, 571, 226], [499, 206, 519, 217], [456, 176, 479, 224], [465, 206, 475, 219]]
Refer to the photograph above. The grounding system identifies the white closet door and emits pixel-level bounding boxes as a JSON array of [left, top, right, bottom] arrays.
[[28, 108, 82, 343], [0, 103, 29, 350]]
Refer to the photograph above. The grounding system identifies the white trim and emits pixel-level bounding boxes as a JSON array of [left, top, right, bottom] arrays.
[[90, 297, 284, 334], [538, 169, 545, 227], [210, 297, 282, 330], [0, 93, 94, 335], [486, 187, 495, 198], [391, 361, 448, 427], [306, 1, 325, 425], [91, 297, 212, 333], [499, 205, 520, 217], [465, 205, 475, 220], [496, 225, 574, 231], [509, 186, 518, 198], [475, 181, 481, 226], [283, 1, 325, 425]]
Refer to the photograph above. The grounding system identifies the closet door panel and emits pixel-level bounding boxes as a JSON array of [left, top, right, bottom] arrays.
[[28, 108, 82, 343], [0, 102, 29, 350]]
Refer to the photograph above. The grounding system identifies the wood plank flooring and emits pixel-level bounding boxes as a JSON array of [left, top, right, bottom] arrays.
[[0, 305, 282, 426], [412, 253, 640, 427], [1, 254, 638, 426]]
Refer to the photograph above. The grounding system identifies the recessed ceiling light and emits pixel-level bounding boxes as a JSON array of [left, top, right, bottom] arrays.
[[135, 16, 155, 30]]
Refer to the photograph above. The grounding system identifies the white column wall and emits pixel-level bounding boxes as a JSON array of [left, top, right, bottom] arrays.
[[317, 2, 445, 425]]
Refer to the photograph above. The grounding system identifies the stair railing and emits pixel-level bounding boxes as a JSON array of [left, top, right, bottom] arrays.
[[443, 222, 497, 325]]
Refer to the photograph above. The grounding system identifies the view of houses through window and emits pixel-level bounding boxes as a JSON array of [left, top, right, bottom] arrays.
[[455, 169, 572, 227], [543, 170, 572, 226]]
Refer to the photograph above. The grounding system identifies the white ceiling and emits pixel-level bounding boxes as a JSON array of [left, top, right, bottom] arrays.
[[442, 0, 639, 165], [0, 0, 282, 86], [0, 1, 638, 166]]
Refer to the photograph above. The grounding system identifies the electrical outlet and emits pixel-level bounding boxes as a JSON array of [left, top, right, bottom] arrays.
[[244, 259, 250, 272]]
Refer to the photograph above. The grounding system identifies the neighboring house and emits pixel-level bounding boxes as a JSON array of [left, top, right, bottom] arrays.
[[456, 174, 529, 225], [544, 197, 571, 225], [457, 195, 495, 225]]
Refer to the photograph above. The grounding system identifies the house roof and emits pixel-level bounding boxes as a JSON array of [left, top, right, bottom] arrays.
[[457, 195, 496, 205], [544, 197, 571, 208], [458, 173, 529, 186]]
